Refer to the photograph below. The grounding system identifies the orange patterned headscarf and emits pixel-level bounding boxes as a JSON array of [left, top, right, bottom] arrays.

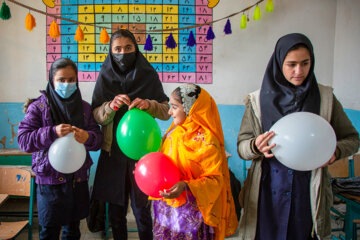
[[158, 87, 238, 239]]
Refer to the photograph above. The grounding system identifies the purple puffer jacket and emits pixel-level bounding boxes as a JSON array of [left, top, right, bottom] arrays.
[[18, 91, 103, 185]]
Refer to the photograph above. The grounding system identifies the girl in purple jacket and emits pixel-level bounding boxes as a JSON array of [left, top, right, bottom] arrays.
[[18, 58, 103, 240]]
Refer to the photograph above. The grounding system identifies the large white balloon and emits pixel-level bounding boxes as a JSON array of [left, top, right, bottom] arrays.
[[48, 132, 86, 174], [268, 112, 336, 171]]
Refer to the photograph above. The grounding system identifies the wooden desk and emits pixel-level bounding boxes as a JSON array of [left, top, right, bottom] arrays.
[[0, 167, 35, 240], [0, 149, 32, 166], [0, 194, 9, 207]]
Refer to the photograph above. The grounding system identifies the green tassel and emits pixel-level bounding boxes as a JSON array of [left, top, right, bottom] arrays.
[[266, 0, 274, 12], [0, 1, 11, 20], [240, 14, 247, 29], [253, 5, 261, 21]]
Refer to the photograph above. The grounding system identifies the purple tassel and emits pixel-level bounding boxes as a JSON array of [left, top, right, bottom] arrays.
[[144, 34, 153, 51], [165, 33, 177, 49], [187, 31, 196, 47], [224, 19, 232, 34], [206, 26, 215, 40]]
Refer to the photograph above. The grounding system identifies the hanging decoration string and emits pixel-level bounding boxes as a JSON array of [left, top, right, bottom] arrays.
[[6, 0, 109, 29], [6, 0, 265, 33]]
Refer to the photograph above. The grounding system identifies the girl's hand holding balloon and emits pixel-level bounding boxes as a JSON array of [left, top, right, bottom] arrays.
[[128, 98, 150, 110], [55, 124, 73, 137], [320, 154, 336, 168], [72, 126, 89, 144], [110, 94, 131, 111], [255, 131, 276, 158], [160, 181, 187, 199]]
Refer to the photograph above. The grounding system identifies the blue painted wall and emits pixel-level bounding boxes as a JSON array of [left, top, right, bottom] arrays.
[[1, 103, 359, 184]]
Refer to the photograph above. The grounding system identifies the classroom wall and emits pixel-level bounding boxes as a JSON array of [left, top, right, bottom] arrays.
[[332, 0, 360, 110], [1, 0, 360, 109], [0, 0, 360, 183]]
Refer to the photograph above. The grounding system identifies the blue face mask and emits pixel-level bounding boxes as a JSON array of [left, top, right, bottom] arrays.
[[54, 82, 77, 99]]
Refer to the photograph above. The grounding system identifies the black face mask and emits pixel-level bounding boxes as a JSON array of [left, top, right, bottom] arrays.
[[112, 52, 137, 72]]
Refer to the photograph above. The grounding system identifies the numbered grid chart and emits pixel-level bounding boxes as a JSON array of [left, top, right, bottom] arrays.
[[46, 0, 213, 83]]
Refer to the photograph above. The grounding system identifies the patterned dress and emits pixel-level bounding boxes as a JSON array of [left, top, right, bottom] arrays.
[[153, 192, 214, 240]]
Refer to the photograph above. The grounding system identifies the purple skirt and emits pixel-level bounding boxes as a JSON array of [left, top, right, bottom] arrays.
[[153, 193, 215, 240]]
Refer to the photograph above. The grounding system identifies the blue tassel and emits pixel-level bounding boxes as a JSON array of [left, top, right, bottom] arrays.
[[187, 31, 196, 47], [206, 26, 215, 40], [165, 33, 177, 49], [224, 19, 232, 34], [144, 34, 153, 51]]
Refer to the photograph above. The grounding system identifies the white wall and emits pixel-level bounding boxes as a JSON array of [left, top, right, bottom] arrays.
[[333, 0, 360, 110], [199, 0, 337, 106], [0, 0, 359, 110], [0, 0, 46, 102]]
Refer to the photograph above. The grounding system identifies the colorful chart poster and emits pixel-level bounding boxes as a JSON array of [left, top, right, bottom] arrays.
[[46, 0, 213, 83]]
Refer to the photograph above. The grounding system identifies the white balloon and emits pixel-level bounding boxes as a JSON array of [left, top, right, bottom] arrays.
[[268, 112, 336, 171], [48, 132, 86, 174]]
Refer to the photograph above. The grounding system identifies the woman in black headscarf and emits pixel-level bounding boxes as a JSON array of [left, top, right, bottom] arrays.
[[236, 33, 359, 240], [91, 29, 170, 240]]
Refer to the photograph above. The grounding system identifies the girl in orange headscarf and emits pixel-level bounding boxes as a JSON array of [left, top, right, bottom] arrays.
[[152, 84, 238, 239]]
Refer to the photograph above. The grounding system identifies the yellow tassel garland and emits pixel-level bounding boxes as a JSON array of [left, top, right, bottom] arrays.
[[99, 28, 110, 44], [25, 12, 36, 31], [74, 26, 84, 42], [49, 20, 60, 39]]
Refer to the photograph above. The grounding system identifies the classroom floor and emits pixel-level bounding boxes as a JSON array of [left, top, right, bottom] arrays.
[[1, 198, 357, 240]]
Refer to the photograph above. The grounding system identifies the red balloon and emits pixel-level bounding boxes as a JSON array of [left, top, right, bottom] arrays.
[[134, 152, 181, 198]]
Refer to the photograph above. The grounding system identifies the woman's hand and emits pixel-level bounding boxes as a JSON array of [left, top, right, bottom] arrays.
[[320, 154, 336, 168], [110, 94, 131, 111], [255, 131, 276, 158], [72, 126, 89, 144], [160, 181, 187, 199], [55, 124, 72, 137], [128, 98, 150, 110]]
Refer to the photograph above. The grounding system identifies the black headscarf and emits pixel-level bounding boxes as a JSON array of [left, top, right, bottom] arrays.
[[260, 33, 320, 132], [91, 29, 169, 110], [46, 58, 84, 128]]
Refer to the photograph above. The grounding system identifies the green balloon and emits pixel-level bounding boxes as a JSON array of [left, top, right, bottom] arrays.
[[116, 108, 162, 160]]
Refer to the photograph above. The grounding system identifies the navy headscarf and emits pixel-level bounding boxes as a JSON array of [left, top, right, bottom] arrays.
[[46, 58, 84, 128], [260, 33, 320, 132], [91, 29, 169, 109]]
